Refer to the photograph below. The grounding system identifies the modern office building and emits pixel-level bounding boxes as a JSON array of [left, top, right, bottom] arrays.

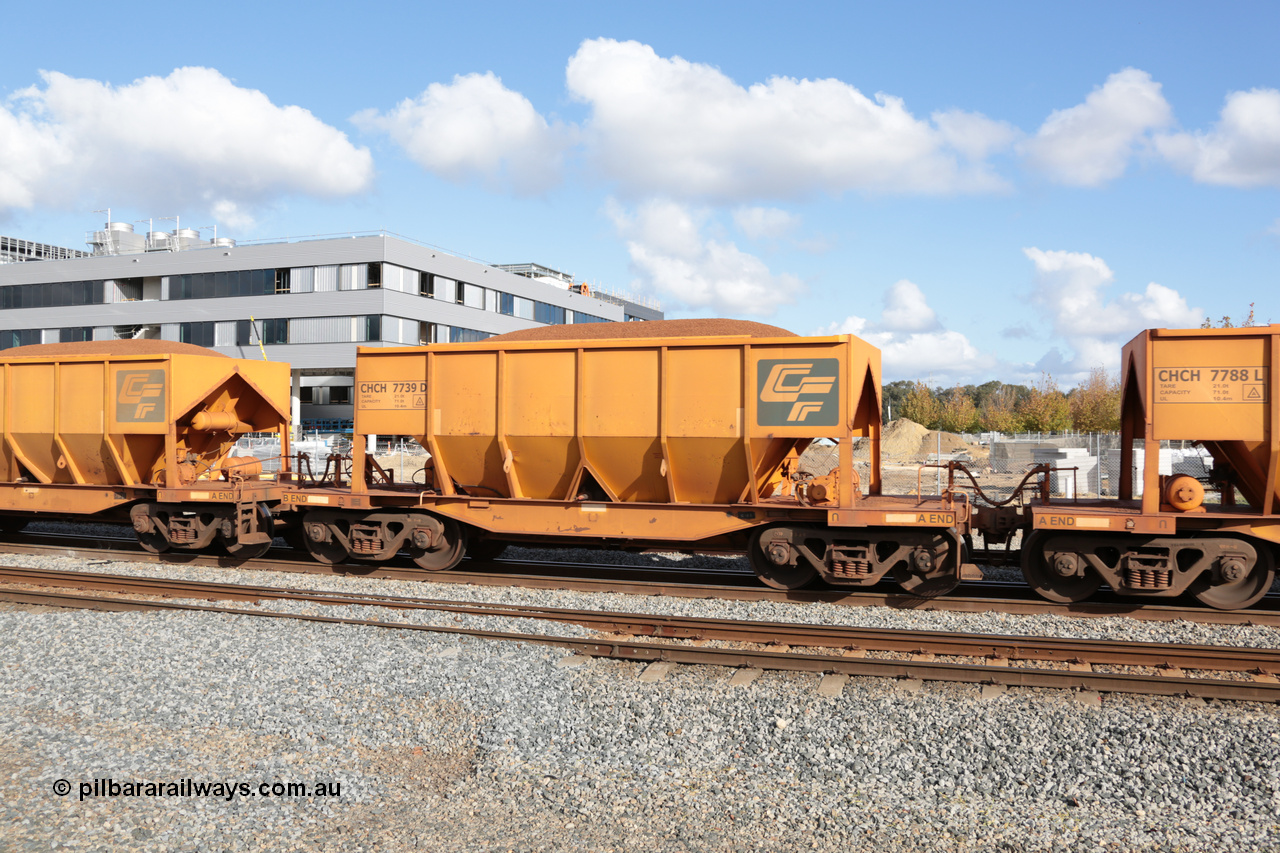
[[0, 223, 662, 430]]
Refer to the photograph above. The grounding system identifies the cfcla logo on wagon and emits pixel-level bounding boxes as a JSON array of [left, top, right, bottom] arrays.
[[757, 359, 839, 426], [116, 370, 166, 423]]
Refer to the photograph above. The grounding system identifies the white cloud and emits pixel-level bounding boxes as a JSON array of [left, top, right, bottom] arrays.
[[566, 38, 1014, 201], [0, 68, 373, 223], [1022, 68, 1172, 186], [1156, 88, 1280, 188], [353, 72, 572, 195], [933, 108, 1022, 162], [818, 280, 997, 381], [607, 199, 802, 315], [732, 206, 799, 241], [1024, 247, 1202, 373], [879, 279, 938, 332]]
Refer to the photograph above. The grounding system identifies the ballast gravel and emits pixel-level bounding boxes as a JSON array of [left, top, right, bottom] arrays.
[[1, 546, 1278, 851]]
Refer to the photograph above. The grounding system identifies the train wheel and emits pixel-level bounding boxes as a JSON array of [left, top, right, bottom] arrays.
[[896, 534, 959, 598], [748, 527, 817, 590], [303, 519, 349, 565], [223, 507, 274, 560], [131, 507, 170, 554], [1021, 531, 1101, 603], [136, 528, 171, 554], [409, 516, 466, 571], [1193, 546, 1275, 610]]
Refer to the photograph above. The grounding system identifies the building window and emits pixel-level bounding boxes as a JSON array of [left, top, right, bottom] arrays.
[[236, 320, 252, 347], [179, 322, 216, 347], [116, 278, 143, 302], [274, 268, 291, 294], [449, 326, 491, 343], [534, 301, 566, 325], [59, 327, 93, 342], [261, 318, 289, 345], [298, 386, 314, 404], [0, 329, 42, 349], [329, 385, 351, 405], [420, 272, 434, 298], [364, 315, 381, 342], [170, 269, 274, 300], [367, 263, 382, 288], [0, 280, 104, 310], [419, 321, 436, 345]]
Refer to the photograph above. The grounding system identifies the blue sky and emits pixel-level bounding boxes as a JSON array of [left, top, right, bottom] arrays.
[[2, 1, 1277, 384]]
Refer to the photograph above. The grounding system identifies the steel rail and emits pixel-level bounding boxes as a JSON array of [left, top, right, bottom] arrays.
[[3, 566, 1278, 678], [3, 532, 1279, 627], [1, 583, 1277, 703]]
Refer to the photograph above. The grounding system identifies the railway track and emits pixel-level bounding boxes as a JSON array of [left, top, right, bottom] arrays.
[[4, 530, 1280, 627], [3, 565, 1278, 703]]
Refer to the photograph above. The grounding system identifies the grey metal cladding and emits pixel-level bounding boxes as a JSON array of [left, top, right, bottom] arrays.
[[0, 233, 642, 332], [290, 266, 315, 293]]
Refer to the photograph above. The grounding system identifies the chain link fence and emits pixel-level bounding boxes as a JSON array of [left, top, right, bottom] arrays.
[[798, 431, 1216, 506], [234, 430, 1219, 507]]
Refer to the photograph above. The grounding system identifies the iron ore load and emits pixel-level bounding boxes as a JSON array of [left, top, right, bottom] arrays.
[[1, 321, 1278, 611]]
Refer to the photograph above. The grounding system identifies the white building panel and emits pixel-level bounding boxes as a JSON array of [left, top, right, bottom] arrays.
[[432, 277, 456, 303], [339, 264, 368, 291], [215, 322, 236, 346], [291, 316, 352, 344], [314, 265, 338, 292], [290, 266, 315, 293]]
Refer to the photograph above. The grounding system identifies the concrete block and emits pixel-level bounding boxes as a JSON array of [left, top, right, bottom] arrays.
[[817, 674, 848, 698], [638, 661, 678, 683], [555, 655, 588, 669], [729, 668, 763, 687], [980, 684, 1007, 700], [896, 678, 925, 694]]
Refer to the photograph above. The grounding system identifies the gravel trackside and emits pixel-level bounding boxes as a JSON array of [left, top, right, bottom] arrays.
[[0, 552, 1278, 851]]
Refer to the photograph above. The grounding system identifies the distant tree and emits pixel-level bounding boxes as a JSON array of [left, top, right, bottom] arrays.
[[1017, 373, 1072, 432], [936, 386, 979, 433], [1068, 367, 1121, 432], [978, 385, 1023, 433], [971, 380, 1008, 411], [882, 380, 917, 421], [898, 381, 941, 428]]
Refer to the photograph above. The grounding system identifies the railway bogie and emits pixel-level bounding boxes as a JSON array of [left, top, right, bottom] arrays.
[[749, 523, 965, 596], [298, 509, 467, 571]]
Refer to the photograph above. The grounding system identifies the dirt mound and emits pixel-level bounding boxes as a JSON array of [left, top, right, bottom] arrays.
[[913, 429, 984, 462], [850, 419, 984, 463], [881, 419, 931, 460], [1, 340, 228, 359], [489, 318, 795, 343]]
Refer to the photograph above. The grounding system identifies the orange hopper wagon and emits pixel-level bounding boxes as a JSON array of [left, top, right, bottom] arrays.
[[286, 320, 976, 593], [0, 340, 291, 557], [1020, 325, 1280, 609]]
